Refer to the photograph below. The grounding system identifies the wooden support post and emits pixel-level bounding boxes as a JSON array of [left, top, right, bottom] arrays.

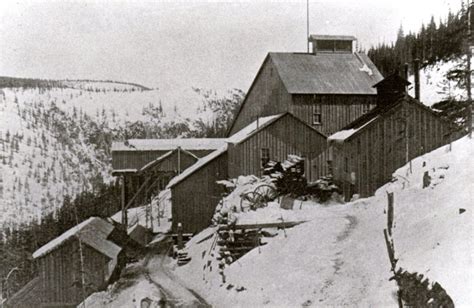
[[177, 222, 184, 250], [387, 192, 394, 236], [121, 175, 128, 227]]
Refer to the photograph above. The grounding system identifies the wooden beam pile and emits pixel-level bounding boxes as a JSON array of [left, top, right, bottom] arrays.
[[216, 228, 265, 267]]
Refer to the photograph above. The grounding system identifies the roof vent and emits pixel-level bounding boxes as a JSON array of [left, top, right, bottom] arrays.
[[308, 35, 356, 54]]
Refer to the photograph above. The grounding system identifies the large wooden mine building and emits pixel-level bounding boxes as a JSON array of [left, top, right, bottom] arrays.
[[228, 35, 383, 137], [109, 34, 460, 234]]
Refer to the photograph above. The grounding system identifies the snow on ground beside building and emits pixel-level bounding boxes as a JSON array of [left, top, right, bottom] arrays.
[[111, 189, 172, 234], [82, 270, 162, 308], [170, 135, 473, 307], [378, 135, 474, 306]]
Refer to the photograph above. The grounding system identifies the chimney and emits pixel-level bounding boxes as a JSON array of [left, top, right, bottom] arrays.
[[414, 59, 420, 101], [403, 63, 409, 92], [373, 73, 411, 106]]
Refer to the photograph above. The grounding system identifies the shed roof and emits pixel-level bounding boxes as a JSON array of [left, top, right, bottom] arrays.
[[112, 138, 226, 152], [269, 52, 383, 95], [33, 217, 122, 260], [227, 114, 283, 144], [309, 34, 357, 41]]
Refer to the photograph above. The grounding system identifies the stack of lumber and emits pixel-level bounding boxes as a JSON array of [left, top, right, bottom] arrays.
[[216, 228, 264, 266]]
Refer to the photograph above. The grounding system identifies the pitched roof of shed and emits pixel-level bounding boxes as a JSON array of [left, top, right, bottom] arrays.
[[328, 95, 448, 142], [166, 144, 228, 189], [227, 114, 283, 144], [112, 138, 226, 152], [33, 217, 122, 260], [269, 52, 383, 95]]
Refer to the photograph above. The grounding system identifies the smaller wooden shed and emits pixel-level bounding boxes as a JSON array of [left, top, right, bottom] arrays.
[[167, 146, 229, 234], [227, 112, 327, 181], [31, 217, 124, 307], [111, 139, 226, 225], [328, 79, 459, 199]]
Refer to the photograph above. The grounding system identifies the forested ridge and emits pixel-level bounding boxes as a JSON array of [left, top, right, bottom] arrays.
[[368, 4, 473, 75]]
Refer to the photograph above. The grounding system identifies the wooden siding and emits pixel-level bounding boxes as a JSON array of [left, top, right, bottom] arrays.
[[38, 240, 109, 307], [171, 153, 228, 233], [332, 100, 457, 199], [229, 57, 292, 135], [291, 94, 377, 136], [113, 149, 213, 170], [228, 114, 327, 182]]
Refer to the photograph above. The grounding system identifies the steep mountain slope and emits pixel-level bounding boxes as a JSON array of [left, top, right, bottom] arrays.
[[0, 79, 242, 229]]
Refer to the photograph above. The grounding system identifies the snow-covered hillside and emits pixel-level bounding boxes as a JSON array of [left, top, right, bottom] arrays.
[[0, 80, 241, 229], [167, 135, 472, 307], [408, 57, 470, 106]]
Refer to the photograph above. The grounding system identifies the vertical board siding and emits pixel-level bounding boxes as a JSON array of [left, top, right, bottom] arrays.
[[171, 153, 228, 233], [291, 94, 377, 136], [230, 58, 292, 135], [229, 114, 327, 182], [39, 240, 109, 307], [332, 100, 457, 198]]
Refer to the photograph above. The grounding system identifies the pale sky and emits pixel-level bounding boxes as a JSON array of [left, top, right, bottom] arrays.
[[0, 0, 462, 92]]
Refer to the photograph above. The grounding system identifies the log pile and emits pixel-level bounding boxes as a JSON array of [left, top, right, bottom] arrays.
[[216, 227, 265, 266]]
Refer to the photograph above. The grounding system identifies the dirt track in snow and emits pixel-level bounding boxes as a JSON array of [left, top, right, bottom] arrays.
[[145, 239, 211, 308]]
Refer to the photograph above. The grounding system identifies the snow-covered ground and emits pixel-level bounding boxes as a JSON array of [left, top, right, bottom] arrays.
[[168, 135, 473, 307], [408, 57, 470, 106], [111, 189, 172, 234]]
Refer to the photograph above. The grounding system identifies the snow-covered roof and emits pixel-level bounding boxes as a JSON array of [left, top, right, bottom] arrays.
[[227, 114, 283, 144], [328, 117, 379, 142], [33, 217, 122, 260], [167, 145, 228, 188], [112, 138, 226, 152]]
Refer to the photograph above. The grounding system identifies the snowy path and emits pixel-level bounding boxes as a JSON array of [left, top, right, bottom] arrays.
[[145, 240, 211, 308]]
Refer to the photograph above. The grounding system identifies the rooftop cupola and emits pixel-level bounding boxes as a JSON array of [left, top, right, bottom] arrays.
[[308, 34, 356, 54]]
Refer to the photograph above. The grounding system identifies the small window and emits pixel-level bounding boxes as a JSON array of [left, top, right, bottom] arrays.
[[313, 112, 322, 125], [261, 148, 270, 168], [344, 157, 349, 173]]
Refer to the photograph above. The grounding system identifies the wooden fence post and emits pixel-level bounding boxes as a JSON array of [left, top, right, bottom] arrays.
[[387, 192, 394, 236]]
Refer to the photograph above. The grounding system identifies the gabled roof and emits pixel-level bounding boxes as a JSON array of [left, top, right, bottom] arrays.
[[33, 217, 122, 260], [112, 138, 226, 152], [167, 145, 228, 189], [168, 112, 327, 188], [269, 52, 383, 95], [228, 112, 326, 145], [227, 114, 283, 144]]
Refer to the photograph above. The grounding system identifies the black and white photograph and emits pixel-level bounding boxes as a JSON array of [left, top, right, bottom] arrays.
[[0, 0, 472, 307]]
